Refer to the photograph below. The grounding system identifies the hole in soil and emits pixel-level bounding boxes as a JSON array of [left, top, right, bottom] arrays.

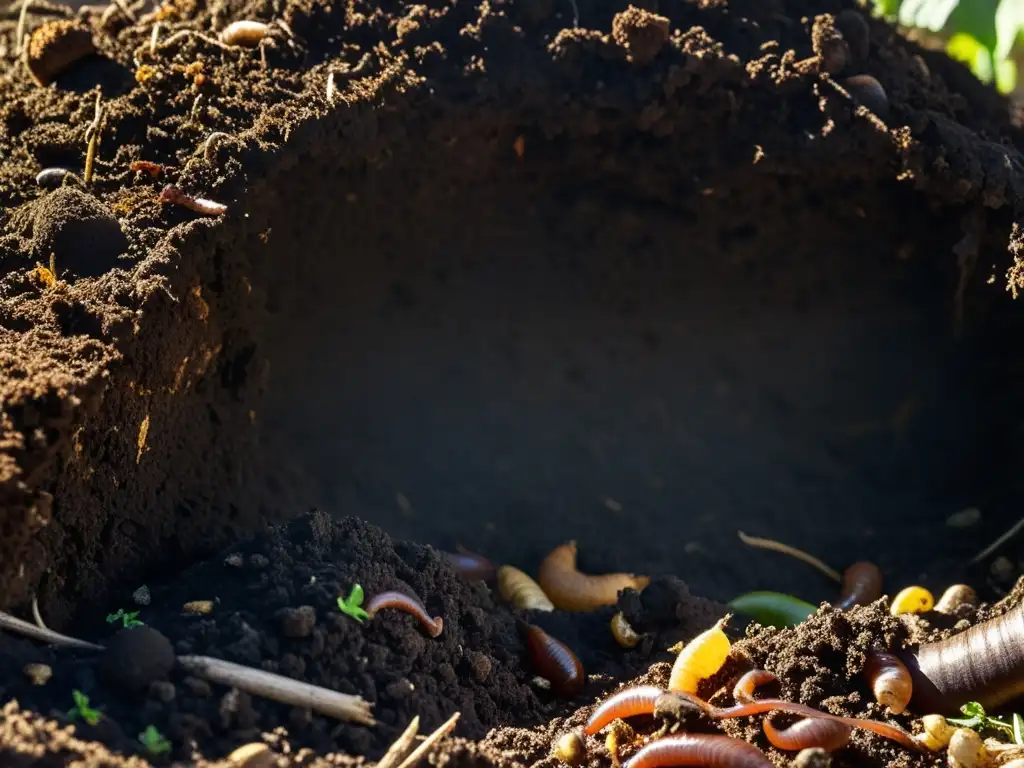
[[257, 150, 1013, 605]]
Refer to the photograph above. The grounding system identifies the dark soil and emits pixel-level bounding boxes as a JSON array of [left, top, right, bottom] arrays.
[[3, 0, 1024, 763]]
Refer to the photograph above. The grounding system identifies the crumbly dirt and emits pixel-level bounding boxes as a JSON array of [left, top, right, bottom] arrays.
[[3, 0, 1024, 763]]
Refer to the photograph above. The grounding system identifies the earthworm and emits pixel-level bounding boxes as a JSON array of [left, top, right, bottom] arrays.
[[622, 734, 774, 768], [218, 20, 269, 46], [537, 541, 649, 612], [611, 612, 641, 648], [901, 601, 1024, 714], [863, 651, 912, 714], [669, 618, 731, 694], [934, 584, 978, 615], [835, 562, 883, 610], [497, 565, 554, 611], [584, 685, 666, 734], [442, 549, 495, 581], [761, 716, 852, 752], [365, 590, 443, 638], [733, 670, 776, 703], [158, 184, 227, 216], [520, 621, 585, 696], [890, 586, 934, 616]]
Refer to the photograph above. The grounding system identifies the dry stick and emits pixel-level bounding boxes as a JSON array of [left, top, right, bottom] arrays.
[[15, 0, 31, 56], [970, 517, 1024, 565], [737, 531, 842, 583], [83, 89, 103, 185], [0, 611, 105, 651], [395, 712, 460, 768], [377, 716, 420, 768], [177, 655, 376, 725]]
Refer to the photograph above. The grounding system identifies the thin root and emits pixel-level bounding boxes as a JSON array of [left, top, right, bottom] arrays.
[[31, 595, 48, 631], [377, 716, 420, 768], [737, 531, 842, 583], [395, 712, 460, 768], [0, 610, 105, 651], [970, 516, 1024, 565]]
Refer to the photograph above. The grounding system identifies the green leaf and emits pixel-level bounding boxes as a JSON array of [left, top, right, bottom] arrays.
[[728, 592, 817, 628], [139, 725, 171, 755], [1013, 713, 1024, 745], [946, 33, 996, 83], [68, 690, 102, 726], [994, 0, 1024, 61], [337, 585, 370, 622]]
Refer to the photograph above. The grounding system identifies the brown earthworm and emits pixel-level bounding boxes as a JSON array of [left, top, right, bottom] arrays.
[[623, 734, 773, 768], [902, 601, 1024, 714], [733, 670, 777, 704], [584, 685, 665, 734], [836, 562, 883, 610], [442, 549, 496, 581], [863, 650, 912, 714], [537, 541, 649, 612], [158, 184, 227, 216], [520, 621, 585, 696], [365, 590, 443, 638], [761, 716, 852, 751]]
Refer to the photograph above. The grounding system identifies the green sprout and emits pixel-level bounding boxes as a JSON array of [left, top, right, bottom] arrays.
[[138, 725, 172, 755], [337, 584, 370, 622], [106, 608, 144, 628], [67, 690, 102, 726], [948, 701, 1024, 744]]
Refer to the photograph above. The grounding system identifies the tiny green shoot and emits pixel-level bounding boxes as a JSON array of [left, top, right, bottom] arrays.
[[106, 608, 144, 628], [337, 584, 370, 622], [67, 690, 102, 725], [138, 725, 171, 755], [948, 701, 1024, 745]]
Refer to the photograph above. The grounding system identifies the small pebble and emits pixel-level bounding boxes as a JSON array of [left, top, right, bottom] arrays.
[[552, 730, 587, 766], [946, 507, 981, 528], [793, 747, 832, 768], [277, 605, 316, 638], [183, 599, 214, 615], [839, 74, 889, 120], [225, 552, 244, 567], [148, 680, 176, 703], [35, 168, 74, 188], [227, 742, 274, 768], [133, 585, 151, 605], [23, 663, 52, 685], [182, 676, 212, 697]]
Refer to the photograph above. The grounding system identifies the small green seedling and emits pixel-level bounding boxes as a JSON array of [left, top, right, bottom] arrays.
[[138, 725, 171, 755], [337, 584, 370, 622], [67, 690, 102, 726], [106, 608, 144, 628], [949, 701, 1024, 745]]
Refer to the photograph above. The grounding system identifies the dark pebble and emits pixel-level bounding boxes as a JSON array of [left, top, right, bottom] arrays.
[[35, 168, 75, 188], [841, 74, 889, 120], [99, 627, 175, 693], [31, 187, 128, 277]]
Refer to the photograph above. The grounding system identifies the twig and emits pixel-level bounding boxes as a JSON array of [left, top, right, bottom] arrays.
[[737, 531, 842, 583], [109, 0, 136, 22], [970, 517, 1024, 564], [0, 611, 105, 651], [83, 89, 103, 185], [16, 0, 31, 56], [395, 712, 460, 768], [377, 716, 420, 768], [200, 131, 231, 162], [177, 655, 376, 725], [31, 595, 48, 631], [325, 71, 337, 104]]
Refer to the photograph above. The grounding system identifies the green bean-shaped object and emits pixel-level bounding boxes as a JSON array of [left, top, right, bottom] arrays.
[[729, 591, 817, 628]]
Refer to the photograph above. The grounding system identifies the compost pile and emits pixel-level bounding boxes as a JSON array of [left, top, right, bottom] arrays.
[[2, 0, 1024, 762]]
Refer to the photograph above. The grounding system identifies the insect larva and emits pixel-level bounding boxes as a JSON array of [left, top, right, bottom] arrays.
[[537, 540, 649, 612], [159, 185, 227, 216], [130, 160, 162, 177], [442, 550, 496, 582], [934, 585, 978, 615], [948, 728, 988, 768], [836, 562, 883, 610], [365, 590, 443, 638], [36, 167, 74, 188], [218, 20, 270, 47], [761, 717, 852, 752], [733, 669, 777, 703], [622, 734, 774, 768], [611, 612, 640, 648], [669, 617, 731, 695], [890, 586, 934, 616], [903, 600, 1024, 714], [497, 565, 554, 611], [863, 650, 912, 714], [520, 622, 585, 697], [916, 714, 955, 750], [583, 685, 665, 734], [552, 730, 587, 766]]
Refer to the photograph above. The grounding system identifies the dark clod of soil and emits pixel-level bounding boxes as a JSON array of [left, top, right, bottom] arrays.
[[31, 187, 129, 277], [99, 626, 175, 693], [25, 20, 96, 87], [611, 6, 670, 65]]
